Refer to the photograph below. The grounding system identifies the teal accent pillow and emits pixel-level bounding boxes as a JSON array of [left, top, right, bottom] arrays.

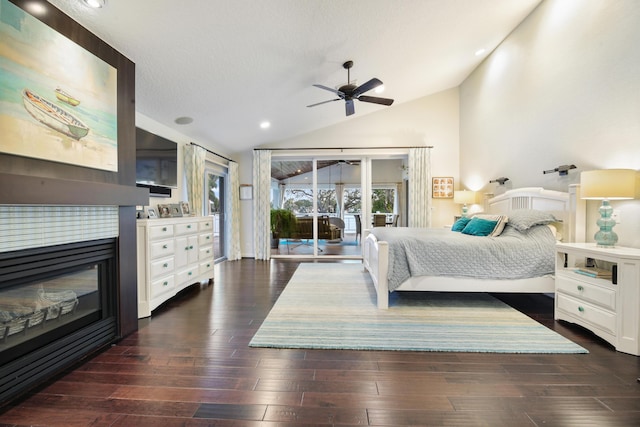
[[451, 217, 472, 232], [461, 217, 499, 236]]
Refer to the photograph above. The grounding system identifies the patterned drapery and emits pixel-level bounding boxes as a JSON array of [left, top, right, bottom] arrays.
[[183, 144, 207, 215], [225, 161, 242, 260], [408, 147, 432, 227], [253, 150, 272, 260]]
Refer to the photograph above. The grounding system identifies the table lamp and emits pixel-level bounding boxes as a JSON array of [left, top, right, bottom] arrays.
[[454, 190, 476, 217], [580, 169, 637, 247]]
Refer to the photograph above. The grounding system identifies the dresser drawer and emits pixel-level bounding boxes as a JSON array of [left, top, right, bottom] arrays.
[[200, 259, 214, 275], [556, 274, 616, 311], [556, 293, 616, 336], [199, 245, 213, 260], [149, 239, 175, 260], [149, 224, 174, 240], [199, 232, 213, 246], [175, 222, 198, 236], [150, 274, 175, 299], [150, 257, 174, 280], [199, 219, 213, 231], [176, 265, 199, 285]]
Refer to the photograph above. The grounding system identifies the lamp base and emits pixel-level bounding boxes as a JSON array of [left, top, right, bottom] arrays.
[[461, 204, 469, 217], [594, 200, 618, 247]]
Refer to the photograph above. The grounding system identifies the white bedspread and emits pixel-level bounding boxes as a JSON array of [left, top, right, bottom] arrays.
[[370, 225, 556, 291]]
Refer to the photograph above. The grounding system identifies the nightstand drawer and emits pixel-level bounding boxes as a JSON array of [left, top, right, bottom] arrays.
[[556, 274, 616, 311], [556, 293, 616, 336]]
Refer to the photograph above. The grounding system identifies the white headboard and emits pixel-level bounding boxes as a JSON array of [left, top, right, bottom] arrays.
[[487, 187, 570, 215], [486, 187, 573, 240]]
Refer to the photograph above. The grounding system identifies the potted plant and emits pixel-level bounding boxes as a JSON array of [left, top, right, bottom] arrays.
[[270, 209, 296, 249]]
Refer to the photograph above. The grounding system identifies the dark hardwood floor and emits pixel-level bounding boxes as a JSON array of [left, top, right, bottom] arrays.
[[1, 259, 639, 426]]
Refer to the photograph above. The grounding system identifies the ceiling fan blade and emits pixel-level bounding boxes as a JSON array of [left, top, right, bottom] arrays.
[[345, 99, 355, 116], [307, 98, 340, 108], [358, 95, 394, 106], [352, 78, 383, 97], [312, 84, 343, 97]]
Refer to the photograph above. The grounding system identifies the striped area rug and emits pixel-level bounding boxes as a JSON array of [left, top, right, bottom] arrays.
[[249, 263, 588, 353]]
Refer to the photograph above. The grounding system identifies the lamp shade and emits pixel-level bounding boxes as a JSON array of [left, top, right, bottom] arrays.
[[580, 169, 637, 200], [454, 190, 476, 204]]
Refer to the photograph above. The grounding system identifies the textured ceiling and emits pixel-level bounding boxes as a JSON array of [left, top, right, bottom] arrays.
[[46, 0, 542, 155]]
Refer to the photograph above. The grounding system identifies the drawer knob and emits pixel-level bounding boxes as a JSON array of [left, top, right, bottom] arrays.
[[163, 281, 168, 286], [206, 264, 211, 268], [162, 227, 167, 231], [577, 285, 584, 291], [163, 244, 168, 249], [189, 245, 194, 249], [206, 236, 210, 240], [188, 271, 192, 276], [163, 263, 168, 268], [578, 306, 585, 313], [187, 225, 192, 228]]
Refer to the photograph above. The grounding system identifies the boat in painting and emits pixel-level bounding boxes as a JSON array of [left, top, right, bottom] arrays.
[[54, 87, 80, 106], [22, 89, 89, 140]]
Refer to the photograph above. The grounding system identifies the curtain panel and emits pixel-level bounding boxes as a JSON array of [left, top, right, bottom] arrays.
[[252, 150, 272, 260], [225, 161, 242, 260], [408, 147, 432, 228], [183, 144, 207, 215]]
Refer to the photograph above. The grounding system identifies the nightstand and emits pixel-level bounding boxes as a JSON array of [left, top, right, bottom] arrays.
[[555, 243, 640, 356]]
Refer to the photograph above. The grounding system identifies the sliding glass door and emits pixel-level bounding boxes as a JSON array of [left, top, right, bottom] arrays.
[[205, 169, 226, 261], [269, 155, 405, 259]]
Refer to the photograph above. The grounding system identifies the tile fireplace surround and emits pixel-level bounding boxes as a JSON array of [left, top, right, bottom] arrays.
[[0, 205, 118, 253]]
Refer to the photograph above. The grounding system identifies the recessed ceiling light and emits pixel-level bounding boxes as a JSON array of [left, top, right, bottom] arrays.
[[260, 121, 271, 129], [475, 48, 486, 56], [174, 116, 193, 125], [82, 0, 106, 8]]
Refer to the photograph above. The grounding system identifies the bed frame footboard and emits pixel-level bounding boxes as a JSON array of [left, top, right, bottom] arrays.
[[363, 232, 390, 309]]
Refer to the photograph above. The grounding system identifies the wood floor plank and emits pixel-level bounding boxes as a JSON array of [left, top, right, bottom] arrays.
[[1, 259, 638, 426]]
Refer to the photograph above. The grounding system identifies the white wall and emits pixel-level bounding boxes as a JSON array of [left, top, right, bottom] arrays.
[[460, 0, 640, 248], [238, 87, 461, 257]]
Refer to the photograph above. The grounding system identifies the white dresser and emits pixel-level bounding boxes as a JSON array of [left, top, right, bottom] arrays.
[[136, 216, 215, 318], [555, 243, 640, 356]]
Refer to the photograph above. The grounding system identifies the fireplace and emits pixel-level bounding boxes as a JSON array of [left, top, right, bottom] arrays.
[[0, 238, 117, 403]]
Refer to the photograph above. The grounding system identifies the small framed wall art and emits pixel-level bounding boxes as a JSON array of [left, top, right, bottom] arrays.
[[432, 177, 454, 199]]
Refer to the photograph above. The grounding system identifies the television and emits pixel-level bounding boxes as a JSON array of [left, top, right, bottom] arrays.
[[135, 127, 178, 196]]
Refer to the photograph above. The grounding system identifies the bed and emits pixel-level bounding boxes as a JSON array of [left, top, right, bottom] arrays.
[[363, 187, 572, 309]]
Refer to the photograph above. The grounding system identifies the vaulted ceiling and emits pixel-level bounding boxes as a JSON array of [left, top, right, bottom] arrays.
[[47, 0, 542, 154]]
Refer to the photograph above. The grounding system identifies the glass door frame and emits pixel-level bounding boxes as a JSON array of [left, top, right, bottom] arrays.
[[270, 149, 408, 260]]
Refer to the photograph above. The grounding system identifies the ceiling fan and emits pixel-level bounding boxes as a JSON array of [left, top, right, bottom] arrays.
[[307, 60, 394, 116]]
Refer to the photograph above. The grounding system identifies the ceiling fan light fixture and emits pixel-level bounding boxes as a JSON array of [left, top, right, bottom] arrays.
[[307, 60, 394, 116], [259, 121, 271, 129]]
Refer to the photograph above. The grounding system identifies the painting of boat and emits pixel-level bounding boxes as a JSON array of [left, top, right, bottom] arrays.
[[54, 87, 80, 106], [22, 89, 89, 140]]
